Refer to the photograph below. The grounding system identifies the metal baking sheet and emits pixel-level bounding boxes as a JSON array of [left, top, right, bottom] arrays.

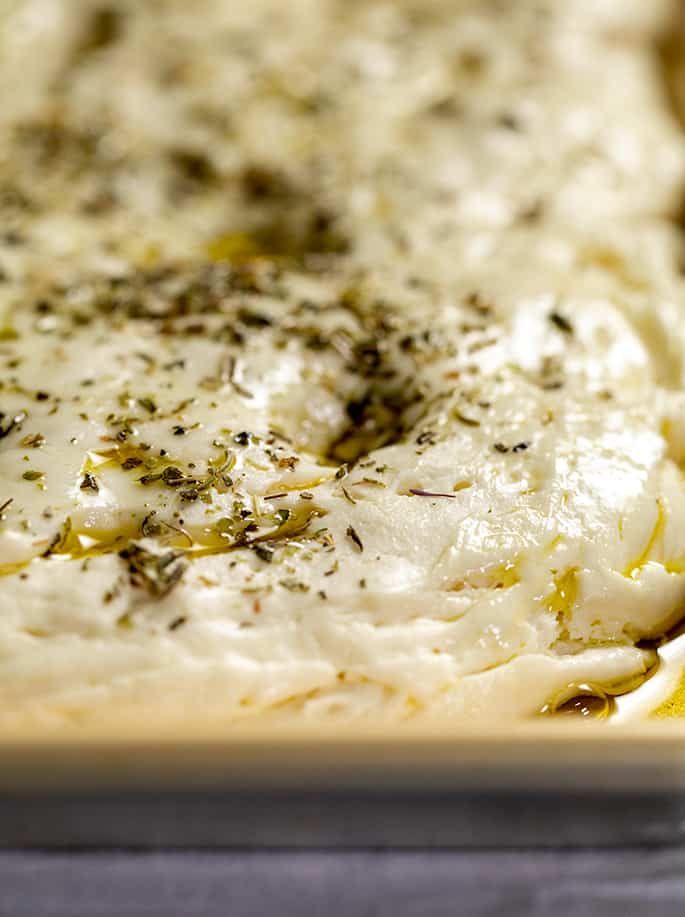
[[2, 788, 685, 848]]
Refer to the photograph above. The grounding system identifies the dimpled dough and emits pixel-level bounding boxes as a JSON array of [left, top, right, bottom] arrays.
[[0, 0, 685, 725]]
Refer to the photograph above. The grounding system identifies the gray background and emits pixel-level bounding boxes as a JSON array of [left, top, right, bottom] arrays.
[[2, 849, 685, 917]]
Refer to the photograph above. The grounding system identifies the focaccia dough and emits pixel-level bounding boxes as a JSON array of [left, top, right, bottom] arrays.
[[0, 0, 685, 725]]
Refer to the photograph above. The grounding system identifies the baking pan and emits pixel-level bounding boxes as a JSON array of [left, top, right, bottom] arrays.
[[2, 719, 685, 848]]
